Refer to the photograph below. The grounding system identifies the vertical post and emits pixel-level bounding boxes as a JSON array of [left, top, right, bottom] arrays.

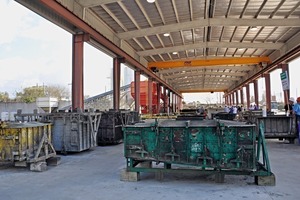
[[240, 88, 244, 106], [113, 57, 124, 110], [236, 90, 239, 105], [253, 79, 259, 108], [148, 79, 153, 114], [225, 93, 228, 105], [246, 84, 250, 110], [168, 90, 171, 114], [280, 63, 290, 104], [174, 94, 177, 113], [264, 73, 271, 112], [72, 33, 89, 111], [232, 93, 235, 105], [163, 87, 167, 113], [134, 71, 140, 113], [157, 83, 161, 114]]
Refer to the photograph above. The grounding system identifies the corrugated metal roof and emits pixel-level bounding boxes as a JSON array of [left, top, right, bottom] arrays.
[[30, 0, 300, 93]]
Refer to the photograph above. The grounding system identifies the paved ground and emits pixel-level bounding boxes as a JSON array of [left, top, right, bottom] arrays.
[[0, 140, 299, 200]]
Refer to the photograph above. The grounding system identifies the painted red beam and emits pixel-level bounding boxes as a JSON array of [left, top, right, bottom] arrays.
[[40, 0, 182, 98]]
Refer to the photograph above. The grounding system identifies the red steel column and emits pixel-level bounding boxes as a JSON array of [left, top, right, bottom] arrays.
[[280, 63, 290, 104], [148, 79, 153, 114], [168, 90, 171, 113], [113, 57, 124, 110], [246, 84, 250, 110], [134, 71, 141, 113], [226, 94, 229, 105], [253, 80, 259, 108], [156, 83, 161, 114], [72, 33, 88, 111], [236, 90, 239, 105], [240, 87, 244, 106], [174, 94, 177, 113], [163, 87, 167, 113], [264, 73, 271, 111]]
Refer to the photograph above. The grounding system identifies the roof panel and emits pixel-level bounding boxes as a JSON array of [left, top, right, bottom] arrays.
[[46, 0, 300, 93]]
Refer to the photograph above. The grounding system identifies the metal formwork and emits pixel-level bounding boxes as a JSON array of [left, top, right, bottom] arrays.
[[98, 110, 140, 145], [98, 110, 123, 145], [247, 114, 295, 142], [52, 112, 101, 152], [0, 122, 56, 166], [123, 119, 274, 185]]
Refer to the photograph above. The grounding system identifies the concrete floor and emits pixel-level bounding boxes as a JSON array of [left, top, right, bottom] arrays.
[[0, 140, 299, 200]]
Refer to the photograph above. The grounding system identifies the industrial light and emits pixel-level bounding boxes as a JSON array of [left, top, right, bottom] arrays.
[[163, 33, 170, 37], [147, 0, 155, 3], [250, 26, 258, 30], [238, 48, 245, 50], [172, 52, 178, 55]]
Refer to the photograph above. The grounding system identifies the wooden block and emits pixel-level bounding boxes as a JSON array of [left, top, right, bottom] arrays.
[[46, 156, 61, 166], [30, 161, 47, 172], [120, 169, 140, 182], [255, 174, 276, 186]]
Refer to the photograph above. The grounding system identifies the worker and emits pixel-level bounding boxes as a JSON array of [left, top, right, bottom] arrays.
[[293, 97, 300, 139], [284, 97, 294, 116]]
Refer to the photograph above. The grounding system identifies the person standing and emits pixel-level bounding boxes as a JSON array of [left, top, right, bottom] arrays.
[[293, 97, 300, 139], [285, 97, 294, 116]]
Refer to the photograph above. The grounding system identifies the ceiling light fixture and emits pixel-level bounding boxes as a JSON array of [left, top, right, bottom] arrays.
[[250, 26, 258, 30], [163, 33, 170, 37], [172, 52, 178, 55], [147, 0, 155, 3]]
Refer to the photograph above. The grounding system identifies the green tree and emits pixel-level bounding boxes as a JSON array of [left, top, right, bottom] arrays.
[[15, 84, 69, 103], [0, 92, 9, 102], [16, 86, 44, 103], [44, 84, 69, 100]]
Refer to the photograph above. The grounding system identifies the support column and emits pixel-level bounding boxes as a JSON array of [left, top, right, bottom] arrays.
[[229, 94, 232, 106], [157, 83, 161, 114], [72, 33, 89, 111], [168, 90, 171, 114], [240, 87, 244, 106], [227, 94, 229, 105], [172, 93, 175, 113], [253, 80, 259, 108], [236, 90, 239, 105], [163, 87, 167, 113], [225, 94, 228, 105], [134, 71, 141, 113], [113, 57, 124, 110], [246, 84, 250, 110], [148, 79, 153, 114], [232, 93, 235, 105], [280, 63, 290, 104], [264, 73, 271, 111]]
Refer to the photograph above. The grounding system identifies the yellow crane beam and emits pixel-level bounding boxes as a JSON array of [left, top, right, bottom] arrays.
[[148, 57, 270, 69]]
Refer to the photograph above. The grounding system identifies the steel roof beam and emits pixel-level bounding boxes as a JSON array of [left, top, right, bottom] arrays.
[[40, 0, 182, 97], [75, 0, 120, 8], [228, 44, 300, 93], [118, 18, 300, 40], [148, 57, 270, 69], [138, 42, 282, 56], [179, 89, 227, 93], [165, 72, 245, 79]]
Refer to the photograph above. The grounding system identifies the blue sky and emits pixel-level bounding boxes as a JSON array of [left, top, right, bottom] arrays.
[[0, 0, 299, 103]]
